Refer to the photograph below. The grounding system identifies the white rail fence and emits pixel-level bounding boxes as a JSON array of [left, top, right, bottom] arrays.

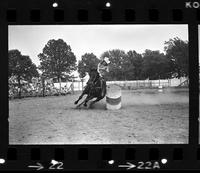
[[9, 77, 188, 99], [54, 77, 188, 91]]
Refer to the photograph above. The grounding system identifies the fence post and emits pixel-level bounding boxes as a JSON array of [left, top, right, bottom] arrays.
[[71, 82, 74, 94]]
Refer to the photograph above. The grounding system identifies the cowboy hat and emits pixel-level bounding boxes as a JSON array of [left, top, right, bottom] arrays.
[[104, 57, 110, 64]]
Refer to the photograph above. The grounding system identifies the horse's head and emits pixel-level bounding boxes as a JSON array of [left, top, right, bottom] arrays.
[[87, 68, 99, 85], [89, 68, 98, 79]]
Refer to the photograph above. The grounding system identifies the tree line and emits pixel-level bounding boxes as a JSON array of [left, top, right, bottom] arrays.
[[9, 37, 188, 98], [78, 37, 188, 81]]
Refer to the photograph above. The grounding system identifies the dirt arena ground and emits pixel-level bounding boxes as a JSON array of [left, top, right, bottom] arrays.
[[9, 88, 189, 144]]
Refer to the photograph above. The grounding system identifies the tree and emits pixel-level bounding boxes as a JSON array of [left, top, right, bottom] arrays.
[[9, 49, 39, 98], [38, 39, 77, 94], [100, 49, 127, 80], [164, 37, 189, 78], [124, 50, 144, 80], [78, 53, 100, 79], [142, 50, 170, 80]]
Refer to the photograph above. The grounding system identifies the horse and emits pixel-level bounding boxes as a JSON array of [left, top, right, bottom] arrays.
[[74, 68, 106, 108]]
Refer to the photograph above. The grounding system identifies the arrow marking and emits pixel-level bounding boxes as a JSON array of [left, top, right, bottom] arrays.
[[28, 162, 44, 170], [118, 162, 136, 170]]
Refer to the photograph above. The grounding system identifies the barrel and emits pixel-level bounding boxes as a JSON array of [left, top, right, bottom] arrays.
[[106, 84, 121, 110]]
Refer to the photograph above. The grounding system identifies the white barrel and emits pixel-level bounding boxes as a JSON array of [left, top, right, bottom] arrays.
[[106, 84, 121, 110]]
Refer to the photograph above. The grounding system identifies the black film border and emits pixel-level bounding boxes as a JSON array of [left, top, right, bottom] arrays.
[[0, 0, 199, 171]]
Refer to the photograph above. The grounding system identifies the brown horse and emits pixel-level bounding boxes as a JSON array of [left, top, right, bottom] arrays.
[[74, 68, 106, 108]]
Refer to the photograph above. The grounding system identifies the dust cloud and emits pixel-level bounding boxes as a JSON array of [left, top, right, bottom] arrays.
[[122, 88, 189, 106]]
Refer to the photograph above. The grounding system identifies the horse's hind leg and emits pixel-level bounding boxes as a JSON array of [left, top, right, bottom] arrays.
[[90, 97, 102, 107]]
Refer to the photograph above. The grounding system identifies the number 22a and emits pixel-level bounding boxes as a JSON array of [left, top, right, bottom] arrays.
[[137, 161, 160, 169]]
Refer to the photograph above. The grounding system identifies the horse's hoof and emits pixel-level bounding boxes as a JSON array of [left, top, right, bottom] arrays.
[[84, 103, 87, 107], [74, 101, 78, 105]]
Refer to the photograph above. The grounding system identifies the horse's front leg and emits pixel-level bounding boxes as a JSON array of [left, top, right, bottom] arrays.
[[83, 95, 94, 107], [76, 98, 87, 108], [74, 92, 85, 105], [76, 95, 92, 108]]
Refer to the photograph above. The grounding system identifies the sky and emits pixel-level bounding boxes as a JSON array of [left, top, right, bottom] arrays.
[[9, 25, 188, 77]]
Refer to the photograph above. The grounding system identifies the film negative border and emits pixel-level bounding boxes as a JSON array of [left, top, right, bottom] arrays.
[[0, 0, 199, 171], [0, 0, 198, 24], [0, 145, 199, 170]]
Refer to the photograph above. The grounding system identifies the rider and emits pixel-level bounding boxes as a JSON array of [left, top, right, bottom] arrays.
[[97, 56, 110, 94]]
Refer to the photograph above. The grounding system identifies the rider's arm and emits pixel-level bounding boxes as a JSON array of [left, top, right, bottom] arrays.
[[97, 63, 101, 73]]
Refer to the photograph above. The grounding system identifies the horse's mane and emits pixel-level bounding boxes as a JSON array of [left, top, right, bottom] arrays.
[[89, 68, 99, 77]]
